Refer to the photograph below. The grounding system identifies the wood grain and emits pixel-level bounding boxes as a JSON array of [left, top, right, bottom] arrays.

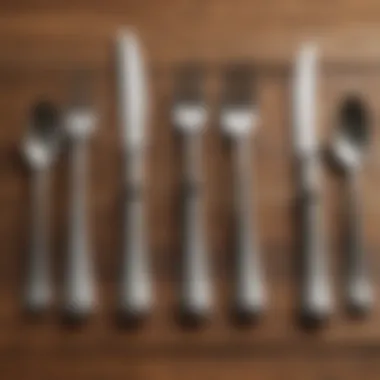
[[2, 0, 380, 378]]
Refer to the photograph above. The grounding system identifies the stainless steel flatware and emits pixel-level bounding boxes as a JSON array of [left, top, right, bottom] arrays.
[[172, 68, 212, 320], [63, 73, 97, 319], [22, 101, 61, 313], [117, 29, 153, 319], [220, 67, 266, 319], [293, 44, 333, 322], [331, 95, 372, 315]]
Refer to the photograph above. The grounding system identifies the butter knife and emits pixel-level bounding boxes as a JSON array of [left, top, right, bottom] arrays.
[[293, 44, 333, 322], [116, 29, 152, 318]]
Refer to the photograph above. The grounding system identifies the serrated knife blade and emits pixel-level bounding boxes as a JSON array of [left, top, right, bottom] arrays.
[[293, 43, 318, 157], [116, 29, 148, 149]]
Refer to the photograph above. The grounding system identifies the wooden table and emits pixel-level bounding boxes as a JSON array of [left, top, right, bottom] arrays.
[[2, 1, 380, 378]]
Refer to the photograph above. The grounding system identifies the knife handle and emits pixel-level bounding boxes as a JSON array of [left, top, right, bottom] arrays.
[[64, 141, 96, 319], [234, 139, 266, 318], [180, 136, 212, 320], [119, 184, 152, 319], [25, 168, 52, 313], [345, 173, 372, 315], [301, 189, 333, 322]]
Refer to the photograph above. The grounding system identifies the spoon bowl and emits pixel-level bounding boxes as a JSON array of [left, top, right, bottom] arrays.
[[23, 101, 61, 170], [332, 96, 370, 171]]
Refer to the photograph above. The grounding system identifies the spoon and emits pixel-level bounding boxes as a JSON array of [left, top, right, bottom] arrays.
[[331, 95, 373, 315], [22, 101, 61, 313]]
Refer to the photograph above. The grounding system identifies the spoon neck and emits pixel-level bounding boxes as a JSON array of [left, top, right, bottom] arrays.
[[347, 168, 359, 186]]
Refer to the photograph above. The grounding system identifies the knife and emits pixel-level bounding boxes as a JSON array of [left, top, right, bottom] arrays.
[[116, 29, 152, 318], [293, 43, 333, 322]]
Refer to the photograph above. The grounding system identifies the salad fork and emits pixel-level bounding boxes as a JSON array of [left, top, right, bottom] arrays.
[[220, 67, 266, 319], [172, 68, 213, 320]]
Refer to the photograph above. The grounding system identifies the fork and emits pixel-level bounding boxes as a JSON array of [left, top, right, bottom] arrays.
[[63, 73, 97, 319], [220, 67, 266, 319], [172, 69, 213, 320]]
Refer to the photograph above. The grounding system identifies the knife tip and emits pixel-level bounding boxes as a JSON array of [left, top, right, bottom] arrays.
[[297, 42, 319, 61], [116, 27, 139, 45]]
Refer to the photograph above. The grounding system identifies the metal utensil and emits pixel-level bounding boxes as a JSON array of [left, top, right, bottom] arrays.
[[331, 96, 372, 315], [293, 44, 333, 322], [63, 74, 97, 319], [117, 29, 153, 319], [22, 101, 61, 313], [220, 67, 266, 319], [172, 68, 212, 320]]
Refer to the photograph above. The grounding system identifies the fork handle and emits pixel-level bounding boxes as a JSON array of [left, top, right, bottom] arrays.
[[234, 139, 266, 317], [25, 168, 52, 313], [64, 141, 96, 318], [180, 135, 212, 319]]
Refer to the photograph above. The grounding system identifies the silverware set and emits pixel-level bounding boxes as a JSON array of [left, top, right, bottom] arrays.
[[293, 45, 373, 323], [21, 30, 374, 325], [23, 78, 98, 320]]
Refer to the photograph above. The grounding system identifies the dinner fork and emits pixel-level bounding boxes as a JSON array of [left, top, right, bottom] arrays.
[[63, 73, 97, 319], [172, 68, 213, 320], [220, 67, 266, 319]]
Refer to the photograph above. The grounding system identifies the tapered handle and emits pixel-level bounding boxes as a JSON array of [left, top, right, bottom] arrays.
[[64, 141, 96, 318], [346, 174, 372, 314], [119, 188, 152, 318], [234, 140, 266, 317], [181, 186, 212, 318], [301, 188, 332, 322], [25, 169, 52, 313], [180, 136, 212, 319]]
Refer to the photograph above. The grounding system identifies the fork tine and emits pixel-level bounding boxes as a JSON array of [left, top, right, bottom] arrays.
[[69, 70, 94, 108], [175, 64, 205, 104], [223, 65, 255, 106]]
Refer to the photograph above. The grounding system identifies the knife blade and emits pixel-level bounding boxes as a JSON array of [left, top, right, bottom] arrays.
[[293, 44, 318, 159], [117, 29, 149, 150]]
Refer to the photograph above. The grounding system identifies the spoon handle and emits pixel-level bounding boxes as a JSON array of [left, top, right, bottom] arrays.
[[234, 138, 266, 318], [300, 159, 332, 322], [64, 141, 96, 318], [346, 173, 372, 314], [25, 168, 52, 313], [181, 134, 212, 320]]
